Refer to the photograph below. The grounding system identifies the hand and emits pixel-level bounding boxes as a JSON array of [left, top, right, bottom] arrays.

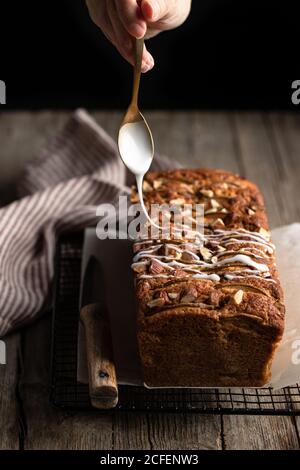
[[86, 0, 192, 72]]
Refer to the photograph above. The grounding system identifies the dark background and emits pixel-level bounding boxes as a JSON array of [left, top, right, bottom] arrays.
[[1, 0, 299, 110]]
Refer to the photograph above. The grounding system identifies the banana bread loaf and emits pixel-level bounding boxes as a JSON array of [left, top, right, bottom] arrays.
[[131, 169, 285, 387]]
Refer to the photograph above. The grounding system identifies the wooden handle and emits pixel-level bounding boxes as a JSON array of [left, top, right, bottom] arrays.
[[80, 303, 118, 409]]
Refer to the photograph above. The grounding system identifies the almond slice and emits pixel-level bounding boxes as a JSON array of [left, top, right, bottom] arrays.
[[233, 289, 244, 305], [153, 179, 163, 189], [212, 218, 225, 228], [205, 208, 218, 214], [200, 246, 213, 261], [168, 292, 179, 300], [259, 227, 270, 239], [170, 198, 186, 205], [147, 298, 165, 308], [201, 189, 214, 198], [143, 180, 152, 192], [211, 199, 220, 209]]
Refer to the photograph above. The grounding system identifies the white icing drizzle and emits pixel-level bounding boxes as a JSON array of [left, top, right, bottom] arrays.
[[193, 273, 221, 281], [224, 274, 276, 283], [221, 238, 274, 254], [132, 227, 275, 282], [214, 254, 268, 271]]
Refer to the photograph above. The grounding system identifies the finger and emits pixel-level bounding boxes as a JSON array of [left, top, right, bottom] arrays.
[[115, 0, 147, 38], [107, 0, 133, 60], [141, 0, 191, 29], [141, 0, 169, 22], [141, 43, 155, 73], [107, 1, 153, 70]]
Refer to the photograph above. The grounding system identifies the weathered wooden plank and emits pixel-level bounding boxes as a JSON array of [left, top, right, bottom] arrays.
[[148, 413, 222, 450], [0, 112, 68, 185], [20, 315, 113, 450], [223, 415, 299, 450], [0, 333, 20, 449], [113, 413, 152, 450]]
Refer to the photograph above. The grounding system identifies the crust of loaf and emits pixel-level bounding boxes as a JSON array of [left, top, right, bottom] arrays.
[[132, 168, 285, 387]]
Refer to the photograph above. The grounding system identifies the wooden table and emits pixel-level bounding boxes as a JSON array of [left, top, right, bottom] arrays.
[[0, 111, 300, 450]]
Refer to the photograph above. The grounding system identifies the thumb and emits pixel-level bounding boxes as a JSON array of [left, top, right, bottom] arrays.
[[141, 0, 169, 22]]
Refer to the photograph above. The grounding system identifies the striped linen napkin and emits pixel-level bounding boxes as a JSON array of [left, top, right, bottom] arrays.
[[0, 109, 175, 337]]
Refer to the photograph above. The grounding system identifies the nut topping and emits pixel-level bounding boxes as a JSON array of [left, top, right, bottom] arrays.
[[212, 218, 225, 228], [168, 292, 179, 300], [205, 208, 218, 214], [180, 288, 198, 303], [153, 179, 163, 189], [173, 269, 187, 278], [211, 199, 220, 209], [149, 259, 164, 274], [181, 251, 198, 262], [154, 290, 169, 302], [259, 227, 269, 239], [247, 208, 256, 216], [233, 290, 244, 305], [209, 291, 220, 305], [200, 246, 213, 261], [132, 263, 146, 273], [170, 198, 186, 205], [147, 298, 165, 308], [143, 181, 152, 192], [201, 189, 214, 198]]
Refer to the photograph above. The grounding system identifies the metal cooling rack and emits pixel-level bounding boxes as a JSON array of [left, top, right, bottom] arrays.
[[50, 232, 300, 415]]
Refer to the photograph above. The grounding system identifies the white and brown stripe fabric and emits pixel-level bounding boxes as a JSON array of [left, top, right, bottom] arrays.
[[0, 109, 176, 336]]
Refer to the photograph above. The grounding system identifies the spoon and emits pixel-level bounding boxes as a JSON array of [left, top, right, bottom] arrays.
[[118, 38, 159, 228]]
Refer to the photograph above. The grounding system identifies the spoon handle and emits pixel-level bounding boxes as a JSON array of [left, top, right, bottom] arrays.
[[131, 38, 144, 108]]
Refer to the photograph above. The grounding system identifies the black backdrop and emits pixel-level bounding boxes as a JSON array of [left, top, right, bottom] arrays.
[[1, 0, 299, 109]]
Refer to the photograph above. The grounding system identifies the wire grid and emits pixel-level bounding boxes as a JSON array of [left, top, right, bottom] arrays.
[[50, 232, 300, 415]]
